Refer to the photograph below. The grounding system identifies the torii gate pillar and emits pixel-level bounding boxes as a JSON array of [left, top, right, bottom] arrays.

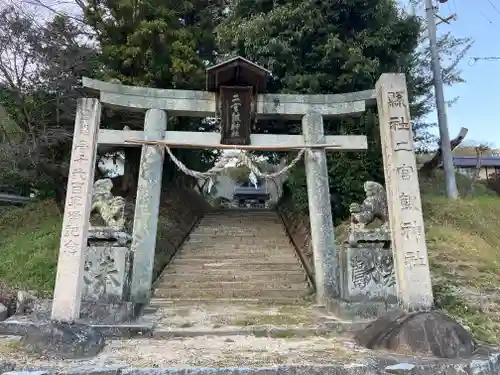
[[302, 112, 338, 305], [129, 109, 167, 303]]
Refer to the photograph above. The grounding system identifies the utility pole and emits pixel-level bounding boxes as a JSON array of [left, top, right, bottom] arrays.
[[424, 0, 459, 199]]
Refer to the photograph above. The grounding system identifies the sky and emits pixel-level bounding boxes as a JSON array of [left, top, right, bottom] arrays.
[[409, 0, 500, 148]]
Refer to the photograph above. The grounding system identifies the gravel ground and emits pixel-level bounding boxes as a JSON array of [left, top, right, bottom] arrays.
[[150, 302, 319, 330], [0, 335, 368, 369]]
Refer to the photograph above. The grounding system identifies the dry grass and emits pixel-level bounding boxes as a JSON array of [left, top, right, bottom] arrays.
[[422, 195, 500, 344]]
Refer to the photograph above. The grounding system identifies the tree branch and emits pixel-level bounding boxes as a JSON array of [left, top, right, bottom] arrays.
[[419, 127, 468, 174]]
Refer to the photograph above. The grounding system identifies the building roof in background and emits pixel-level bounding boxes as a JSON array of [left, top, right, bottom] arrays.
[[453, 156, 500, 167]]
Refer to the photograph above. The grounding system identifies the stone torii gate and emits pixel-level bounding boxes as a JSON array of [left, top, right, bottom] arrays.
[[51, 57, 433, 322]]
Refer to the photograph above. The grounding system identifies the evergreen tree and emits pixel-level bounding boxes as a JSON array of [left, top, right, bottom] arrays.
[[217, 0, 468, 221], [84, 0, 223, 194]]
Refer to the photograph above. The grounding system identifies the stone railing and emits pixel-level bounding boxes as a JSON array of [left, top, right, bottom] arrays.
[[153, 188, 212, 282], [276, 196, 315, 287]]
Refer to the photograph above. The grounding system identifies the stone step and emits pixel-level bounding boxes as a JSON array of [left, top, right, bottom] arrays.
[[169, 258, 301, 267], [189, 230, 287, 234], [178, 244, 293, 250], [158, 271, 309, 283], [187, 238, 291, 247], [198, 223, 283, 228], [167, 263, 301, 272], [200, 219, 282, 223], [199, 219, 282, 224], [189, 235, 290, 243], [150, 297, 302, 306], [173, 253, 298, 261], [154, 287, 311, 299], [195, 225, 283, 228], [200, 216, 281, 220], [193, 225, 284, 228], [193, 228, 286, 237], [175, 250, 298, 263], [156, 280, 310, 290], [204, 212, 277, 216], [186, 238, 291, 245], [198, 218, 283, 223], [180, 244, 295, 251]]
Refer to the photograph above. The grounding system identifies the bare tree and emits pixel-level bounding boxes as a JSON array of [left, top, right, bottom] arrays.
[[419, 127, 468, 175], [467, 144, 490, 196], [0, 5, 98, 206]]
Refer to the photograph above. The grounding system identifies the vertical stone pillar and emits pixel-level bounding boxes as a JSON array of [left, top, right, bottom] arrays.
[[302, 111, 338, 306], [375, 73, 434, 311], [129, 109, 167, 303], [51, 98, 101, 322]]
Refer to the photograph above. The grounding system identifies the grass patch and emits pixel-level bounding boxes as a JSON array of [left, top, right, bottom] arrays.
[[422, 194, 500, 344], [0, 200, 61, 292], [419, 170, 497, 197]]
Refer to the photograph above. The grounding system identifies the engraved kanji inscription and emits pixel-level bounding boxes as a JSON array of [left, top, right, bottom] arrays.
[[66, 210, 83, 222], [389, 116, 410, 131], [80, 114, 90, 134], [399, 192, 415, 210], [395, 164, 414, 180], [351, 255, 369, 289], [72, 140, 89, 161], [350, 250, 396, 290], [71, 168, 87, 180], [400, 221, 422, 242], [388, 91, 406, 108], [404, 250, 427, 269], [231, 93, 242, 137], [83, 252, 120, 300], [63, 239, 80, 254], [393, 139, 413, 152], [63, 224, 80, 237], [67, 194, 83, 209]]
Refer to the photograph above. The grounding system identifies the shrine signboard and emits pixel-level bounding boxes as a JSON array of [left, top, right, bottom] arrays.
[[219, 86, 252, 145], [206, 56, 271, 146]]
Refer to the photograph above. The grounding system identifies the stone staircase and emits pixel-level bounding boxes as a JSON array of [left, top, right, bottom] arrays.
[[152, 210, 312, 304]]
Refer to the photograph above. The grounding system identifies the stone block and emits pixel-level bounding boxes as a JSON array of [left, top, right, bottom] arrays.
[[83, 245, 131, 302], [0, 303, 7, 321], [332, 245, 398, 320], [340, 246, 397, 303]]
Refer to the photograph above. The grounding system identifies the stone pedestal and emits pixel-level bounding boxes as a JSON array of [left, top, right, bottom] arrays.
[[330, 230, 399, 320], [84, 228, 132, 303]]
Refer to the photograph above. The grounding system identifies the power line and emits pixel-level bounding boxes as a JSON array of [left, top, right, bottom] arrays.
[[478, 10, 500, 31], [469, 56, 500, 65], [485, 0, 500, 17]]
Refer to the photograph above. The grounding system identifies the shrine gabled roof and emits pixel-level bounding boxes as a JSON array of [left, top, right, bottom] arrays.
[[206, 56, 272, 92]]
